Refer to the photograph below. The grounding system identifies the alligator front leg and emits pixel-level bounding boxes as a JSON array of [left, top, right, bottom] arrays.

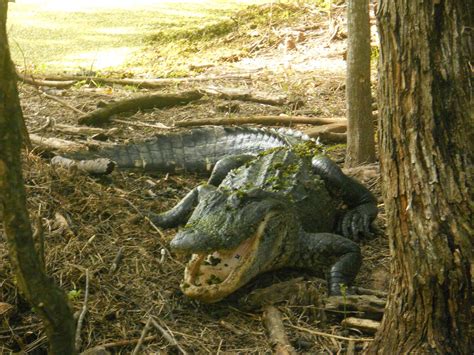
[[293, 232, 362, 296], [311, 156, 378, 239], [150, 184, 216, 228], [207, 154, 255, 186]]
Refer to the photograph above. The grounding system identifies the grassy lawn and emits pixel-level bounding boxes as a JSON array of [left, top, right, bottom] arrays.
[[7, 0, 271, 75]]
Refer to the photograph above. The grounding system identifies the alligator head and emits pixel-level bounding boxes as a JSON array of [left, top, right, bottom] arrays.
[[170, 187, 299, 303]]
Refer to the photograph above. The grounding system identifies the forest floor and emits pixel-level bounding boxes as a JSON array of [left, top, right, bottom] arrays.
[[1, 1, 389, 354]]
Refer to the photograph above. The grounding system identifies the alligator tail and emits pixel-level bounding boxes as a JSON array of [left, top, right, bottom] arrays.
[[64, 126, 312, 173]]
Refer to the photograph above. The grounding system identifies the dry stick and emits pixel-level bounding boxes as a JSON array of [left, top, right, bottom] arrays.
[[109, 247, 125, 274], [288, 324, 373, 342], [174, 115, 346, 128], [40, 91, 86, 115], [30, 133, 86, 152], [17, 72, 76, 88], [150, 317, 188, 355], [29, 117, 53, 134], [100, 335, 158, 349], [38, 73, 253, 88], [131, 317, 153, 355], [111, 118, 171, 129], [341, 317, 380, 334], [78, 90, 203, 126], [75, 269, 90, 351], [200, 86, 288, 106], [262, 305, 297, 355]]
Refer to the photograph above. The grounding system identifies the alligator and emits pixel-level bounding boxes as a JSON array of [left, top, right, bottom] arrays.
[[150, 140, 378, 303], [64, 126, 308, 173]]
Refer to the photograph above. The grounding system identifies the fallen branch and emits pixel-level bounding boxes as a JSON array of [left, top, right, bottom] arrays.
[[110, 118, 171, 129], [150, 317, 187, 355], [307, 130, 347, 143], [99, 335, 157, 349], [27, 73, 252, 88], [132, 317, 153, 355], [17, 73, 76, 88], [262, 305, 297, 355], [288, 324, 373, 342], [51, 156, 116, 175], [306, 122, 347, 134], [30, 134, 87, 152], [175, 115, 346, 128], [53, 123, 110, 136], [41, 91, 86, 114], [78, 90, 203, 126], [200, 86, 288, 106], [75, 269, 90, 351], [341, 317, 380, 334], [325, 295, 386, 317]]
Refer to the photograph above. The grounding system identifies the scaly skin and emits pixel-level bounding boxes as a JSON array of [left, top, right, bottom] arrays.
[[66, 126, 309, 173], [153, 144, 377, 303]]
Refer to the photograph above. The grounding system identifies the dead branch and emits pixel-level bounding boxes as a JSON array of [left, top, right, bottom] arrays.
[[306, 122, 347, 134], [40, 91, 86, 114], [110, 118, 171, 129], [150, 317, 187, 355], [53, 123, 109, 136], [262, 305, 297, 355], [30, 133, 87, 152], [306, 130, 347, 143], [341, 317, 380, 334], [27, 73, 252, 88], [288, 324, 373, 342], [131, 317, 153, 355], [78, 90, 203, 126], [200, 86, 288, 106], [75, 269, 90, 351], [17, 73, 76, 88], [51, 156, 116, 175], [175, 115, 346, 128], [325, 295, 386, 316], [99, 336, 157, 349], [241, 278, 324, 309]]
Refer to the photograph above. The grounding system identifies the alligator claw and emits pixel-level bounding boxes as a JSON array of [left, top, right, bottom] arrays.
[[341, 203, 377, 240]]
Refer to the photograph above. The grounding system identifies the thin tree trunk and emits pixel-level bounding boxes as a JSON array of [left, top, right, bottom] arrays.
[[0, 2, 76, 353], [370, 0, 473, 353], [345, 0, 376, 167]]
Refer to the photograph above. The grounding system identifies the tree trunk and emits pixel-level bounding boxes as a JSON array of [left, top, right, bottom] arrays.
[[345, 0, 376, 167], [371, 1, 473, 353], [0, 1, 76, 353]]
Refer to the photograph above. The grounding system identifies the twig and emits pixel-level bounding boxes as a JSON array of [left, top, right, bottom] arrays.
[[29, 117, 53, 134], [75, 269, 90, 351], [100, 335, 157, 349], [288, 324, 373, 342], [132, 317, 153, 355], [150, 317, 188, 355], [41, 91, 86, 115], [111, 118, 171, 129], [109, 247, 125, 274]]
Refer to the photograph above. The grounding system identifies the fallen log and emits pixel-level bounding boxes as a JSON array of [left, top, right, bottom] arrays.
[[51, 156, 115, 175], [341, 317, 380, 334], [175, 115, 346, 128], [200, 86, 288, 106], [307, 131, 347, 144], [306, 122, 347, 134], [78, 90, 203, 126], [262, 305, 297, 355]]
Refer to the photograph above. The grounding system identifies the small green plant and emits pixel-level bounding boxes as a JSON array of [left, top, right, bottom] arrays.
[[67, 289, 82, 301], [339, 283, 348, 321]]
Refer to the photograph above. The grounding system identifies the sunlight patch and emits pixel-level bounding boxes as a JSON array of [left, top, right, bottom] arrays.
[[55, 47, 138, 70]]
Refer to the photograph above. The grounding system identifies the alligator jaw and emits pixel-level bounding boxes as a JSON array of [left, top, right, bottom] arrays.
[[179, 215, 271, 303]]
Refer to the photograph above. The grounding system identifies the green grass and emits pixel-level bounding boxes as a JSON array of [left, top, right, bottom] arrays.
[[7, 0, 322, 76]]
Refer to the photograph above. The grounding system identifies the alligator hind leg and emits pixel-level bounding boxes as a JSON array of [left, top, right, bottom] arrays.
[[208, 154, 255, 186], [293, 232, 362, 296], [149, 184, 216, 228]]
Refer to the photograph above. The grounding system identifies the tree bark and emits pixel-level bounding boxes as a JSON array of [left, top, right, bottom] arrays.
[[0, 1, 76, 353], [345, 0, 376, 167], [371, 1, 473, 353]]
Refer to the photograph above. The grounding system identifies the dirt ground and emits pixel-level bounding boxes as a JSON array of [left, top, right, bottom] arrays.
[[0, 3, 389, 354]]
